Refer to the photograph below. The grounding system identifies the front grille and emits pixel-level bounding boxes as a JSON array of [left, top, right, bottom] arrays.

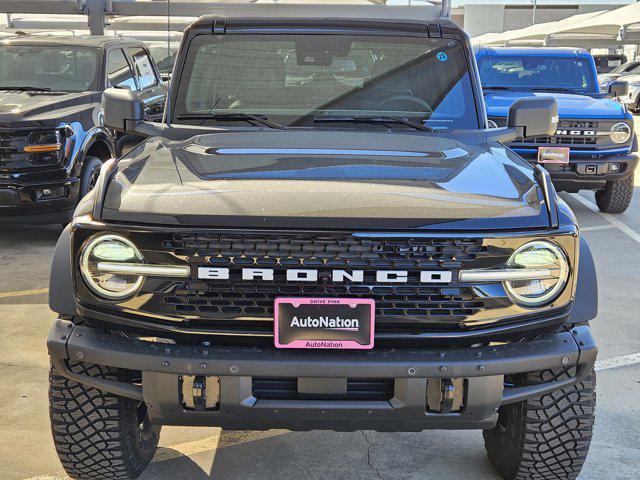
[[166, 233, 486, 270], [75, 227, 577, 343], [165, 282, 484, 323], [252, 377, 395, 401], [558, 120, 599, 130], [513, 135, 598, 146], [0, 129, 60, 170], [158, 233, 491, 330]]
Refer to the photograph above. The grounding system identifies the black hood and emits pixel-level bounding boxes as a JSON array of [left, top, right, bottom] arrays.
[[102, 130, 550, 230], [0, 90, 97, 127]]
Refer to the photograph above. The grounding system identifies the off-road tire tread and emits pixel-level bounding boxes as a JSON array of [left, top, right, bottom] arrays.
[[483, 368, 596, 480], [595, 174, 634, 213], [80, 156, 103, 198], [49, 361, 160, 480]]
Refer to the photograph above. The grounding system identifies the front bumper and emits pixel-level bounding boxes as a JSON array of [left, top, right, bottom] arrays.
[[516, 153, 638, 193], [0, 174, 80, 224], [48, 319, 597, 432]]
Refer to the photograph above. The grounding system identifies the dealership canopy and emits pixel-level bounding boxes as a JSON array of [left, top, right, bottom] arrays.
[[472, 11, 607, 47], [473, 3, 640, 48]]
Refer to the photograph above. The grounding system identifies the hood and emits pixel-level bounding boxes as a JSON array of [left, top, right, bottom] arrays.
[[101, 131, 550, 230], [0, 90, 96, 127], [484, 91, 626, 119], [619, 74, 640, 84]]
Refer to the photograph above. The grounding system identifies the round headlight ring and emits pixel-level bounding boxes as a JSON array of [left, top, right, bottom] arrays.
[[610, 122, 631, 144], [80, 233, 145, 300], [504, 241, 569, 308], [487, 119, 499, 129]]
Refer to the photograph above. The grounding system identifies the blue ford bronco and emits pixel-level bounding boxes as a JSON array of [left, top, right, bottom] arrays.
[[478, 47, 637, 213]]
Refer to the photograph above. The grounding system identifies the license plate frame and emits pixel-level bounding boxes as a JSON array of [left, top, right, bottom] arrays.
[[538, 146, 570, 164], [274, 298, 375, 350]]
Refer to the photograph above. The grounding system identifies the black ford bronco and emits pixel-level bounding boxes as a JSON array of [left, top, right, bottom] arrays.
[[0, 35, 165, 225], [47, 4, 598, 480]]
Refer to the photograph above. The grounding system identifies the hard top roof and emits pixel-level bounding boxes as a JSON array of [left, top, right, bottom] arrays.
[[187, 4, 452, 30], [476, 46, 591, 58], [0, 34, 142, 48]]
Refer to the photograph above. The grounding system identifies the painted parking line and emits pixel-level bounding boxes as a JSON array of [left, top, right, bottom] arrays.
[[0, 288, 48, 299], [580, 224, 617, 232], [570, 193, 640, 245]]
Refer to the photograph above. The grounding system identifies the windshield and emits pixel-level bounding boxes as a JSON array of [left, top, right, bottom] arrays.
[[609, 62, 634, 75], [478, 55, 596, 94], [0, 45, 98, 92], [148, 44, 177, 77], [173, 34, 479, 130]]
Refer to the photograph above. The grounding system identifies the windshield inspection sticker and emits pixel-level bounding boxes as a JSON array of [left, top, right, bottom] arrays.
[[437, 52, 448, 62]]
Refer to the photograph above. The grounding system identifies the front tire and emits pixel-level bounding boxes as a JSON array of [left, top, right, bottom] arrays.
[[595, 174, 634, 213], [49, 361, 160, 480], [79, 156, 104, 198], [483, 368, 596, 480]]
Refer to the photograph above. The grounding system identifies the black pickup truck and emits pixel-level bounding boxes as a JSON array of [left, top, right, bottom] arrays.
[[0, 35, 165, 225], [47, 4, 598, 480]]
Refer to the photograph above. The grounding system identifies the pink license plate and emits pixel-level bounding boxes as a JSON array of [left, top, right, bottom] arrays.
[[274, 298, 375, 350], [538, 146, 570, 164]]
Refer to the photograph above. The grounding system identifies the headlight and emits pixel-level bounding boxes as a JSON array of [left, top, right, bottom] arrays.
[[610, 122, 632, 144], [487, 119, 499, 129], [24, 129, 62, 153], [80, 234, 145, 300], [504, 241, 569, 307]]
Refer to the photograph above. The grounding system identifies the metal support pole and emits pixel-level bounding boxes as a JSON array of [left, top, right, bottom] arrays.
[[86, 0, 105, 36], [531, 0, 537, 26], [440, 0, 451, 18]]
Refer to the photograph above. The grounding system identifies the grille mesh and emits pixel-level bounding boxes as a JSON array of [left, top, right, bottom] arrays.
[[165, 282, 484, 319], [165, 233, 486, 269], [161, 233, 488, 323]]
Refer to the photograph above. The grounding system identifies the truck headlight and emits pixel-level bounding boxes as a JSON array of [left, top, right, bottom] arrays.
[[80, 234, 145, 300], [610, 123, 632, 144], [504, 241, 569, 307]]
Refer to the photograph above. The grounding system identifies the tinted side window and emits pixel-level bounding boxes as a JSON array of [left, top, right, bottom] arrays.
[[107, 49, 137, 90], [128, 48, 158, 90]]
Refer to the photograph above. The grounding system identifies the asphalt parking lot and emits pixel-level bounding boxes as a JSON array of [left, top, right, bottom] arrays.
[[1, 146, 639, 480]]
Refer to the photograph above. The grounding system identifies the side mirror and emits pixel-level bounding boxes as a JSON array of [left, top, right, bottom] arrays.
[[102, 87, 144, 132], [508, 97, 558, 139], [608, 80, 628, 98]]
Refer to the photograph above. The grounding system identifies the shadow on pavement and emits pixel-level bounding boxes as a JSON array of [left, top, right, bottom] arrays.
[[143, 429, 499, 480]]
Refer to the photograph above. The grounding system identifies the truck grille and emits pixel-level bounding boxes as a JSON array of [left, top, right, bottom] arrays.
[[513, 135, 598, 146], [148, 232, 501, 334], [164, 282, 484, 320], [165, 233, 486, 269], [0, 129, 61, 170], [75, 227, 577, 343]]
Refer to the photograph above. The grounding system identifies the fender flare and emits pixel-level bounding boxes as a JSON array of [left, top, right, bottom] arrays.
[[49, 224, 76, 316], [74, 127, 116, 173], [567, 236, 598, 325]]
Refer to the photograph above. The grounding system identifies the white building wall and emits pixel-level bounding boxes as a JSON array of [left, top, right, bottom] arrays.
[[463, 5, 505, 38]]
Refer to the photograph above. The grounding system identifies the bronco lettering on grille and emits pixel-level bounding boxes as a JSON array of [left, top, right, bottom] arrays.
[[197, 267, 453, 284]]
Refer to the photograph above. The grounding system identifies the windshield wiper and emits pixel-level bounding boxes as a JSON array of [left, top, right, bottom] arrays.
[[176, 113, 284, 130], [482, 86, 517, 92], [530, 87, 579, 94], [0, 86, 51, 92], [313, 115, 434, 132]]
